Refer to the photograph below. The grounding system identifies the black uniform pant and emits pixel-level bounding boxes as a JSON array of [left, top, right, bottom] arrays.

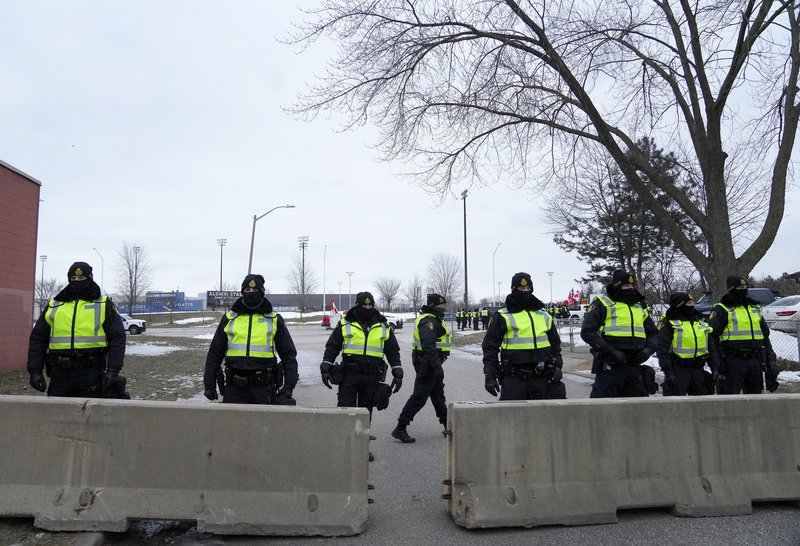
[[398, 366, 446, 427], [500, 374, 567, 400], [718, 354, 763, 395], [223, 383, 277, 404], [590, 364, 649, 398], [338, 368, 379, 418], [663, 365, 711, 396], [47, 366, 103, 397]]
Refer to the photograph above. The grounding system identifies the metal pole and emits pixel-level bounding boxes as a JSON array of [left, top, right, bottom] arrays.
[[323, 245, 327, 314], [92, 248, 104, 293], [248, 204, 295, 274], [337, 281, 343, 310], [462, 190, 469, 307], [217, 238, 227, 290], [346, 271, 354, 308], [298, 236, 309, 313], [492, 242, 501, 306], [547, 271, 554, 304], [132, 246, 141, 315]]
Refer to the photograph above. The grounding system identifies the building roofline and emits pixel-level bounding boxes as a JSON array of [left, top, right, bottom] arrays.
[[0, 159, 43, 186]]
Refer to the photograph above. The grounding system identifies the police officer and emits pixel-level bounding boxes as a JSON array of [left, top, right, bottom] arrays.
[[581, 270, 659, 398], [204, 274, 298, 404], [392, 293, 451, 443], [656, 292, 714, 396], [482, 272, 566, 400], [27, 261, 126, 397], [709, 276, 780, 395], [320, 291, 403, 461]]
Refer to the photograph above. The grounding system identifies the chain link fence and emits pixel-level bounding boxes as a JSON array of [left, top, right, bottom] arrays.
[[766, 319, 800, 367]]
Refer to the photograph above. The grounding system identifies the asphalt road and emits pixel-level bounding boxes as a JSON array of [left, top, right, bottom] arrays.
[[15, 322, 800, 544]]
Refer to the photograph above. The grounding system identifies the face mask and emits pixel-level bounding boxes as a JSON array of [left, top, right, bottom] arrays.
[[355, 307, 374, 321], [68, 279, 93, 298], [243, 292, 263, 308], [510, 291, 534, 308], [729, 289, 748, 304], [616, 289, 639, 304], [676, 305, 695, 319]]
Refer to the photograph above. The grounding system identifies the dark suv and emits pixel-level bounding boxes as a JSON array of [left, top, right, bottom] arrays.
[[695, 288, 780, 317]]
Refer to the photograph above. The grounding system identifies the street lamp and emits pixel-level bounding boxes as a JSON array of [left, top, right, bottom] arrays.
[[461, 190, 469, 307], [92, 248, 104, 293], [492, 242, 501, 306], [248, 204, 295, 274], [298, 236, 309, 314], [132, 246, 142, 315], [346, 271, 354, 308], [322, 245, 327, 314], [337, 281, 343, 310], [39, 255, 47, 291], [216, 238, 227, 290], [547, 271, 554, 304]]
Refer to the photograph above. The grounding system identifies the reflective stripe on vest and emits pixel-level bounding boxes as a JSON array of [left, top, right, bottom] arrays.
[[45, 297, 109, 350], [411, 313, 452, 353], [224, 311, 278, 358], [597, 295, 647, 338], [498, 308, 552, 350], [668, 319, 712, 358], [717, 304, 765, 342], [342, 320, 390, 358]]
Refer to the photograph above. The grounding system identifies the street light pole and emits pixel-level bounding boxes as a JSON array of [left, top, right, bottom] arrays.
[[298, 236, 309, 313], [216, 239, 227, 290], [337, 281, 343, 311], [346, 271, 354, 308], [547, 271, 554, 304], [323, 244, 327, 314], [492, 242, 501, 306], [248, 204, 295, 274], [39, 255, 47, 293], [132, 246, 142, 315], [92, 248, 104, 293], [461, 190, 469, 308]]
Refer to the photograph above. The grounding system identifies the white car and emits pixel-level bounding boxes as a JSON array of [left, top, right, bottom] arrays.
[[763, 295, 800, 332], [120, 313, 147, 335]]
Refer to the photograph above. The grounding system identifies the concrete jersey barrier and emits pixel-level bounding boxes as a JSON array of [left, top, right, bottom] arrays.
[[0, 396, 370, 536], [444, 395, 800, 528]]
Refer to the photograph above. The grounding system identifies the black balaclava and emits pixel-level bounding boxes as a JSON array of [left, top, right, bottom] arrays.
[[353, 291, 376, 322], [241, 274, 266, 309], [66, 261, 96, 299], [669, 292, 696, 320], [509, 272, 535, 309], [608, 269, 639, 304], [726, 275, 749, 305], [422, 293, 446, 317]]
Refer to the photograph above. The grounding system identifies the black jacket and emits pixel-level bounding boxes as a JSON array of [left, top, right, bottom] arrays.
[[580, 291, 658, 353], [414, 305, 449, 367], [322, 306, 402, 369], [27, 282, 126, 374], [482, 293, 563, 375], [655, 308, 708, 372], [203, 297, 298, 390], [708, 295, 776, 367]]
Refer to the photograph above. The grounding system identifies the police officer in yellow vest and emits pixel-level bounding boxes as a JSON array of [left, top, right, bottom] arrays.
[[709, 275, 780, 395], [581, 270, 659, 398], [27, 261, 126, 397], [656, 292, 714, 396], [392, 293, 451, 443], [204, 274, 298, 404], [482, 272, 566, 400]]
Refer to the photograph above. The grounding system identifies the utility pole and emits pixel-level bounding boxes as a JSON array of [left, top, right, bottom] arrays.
[[298, 236, 309, 313], [461, 189, 469, 308], [337, 281, 343, 311], [132, 246, 142, 315], [547, 271, 554, 304], [217, 238, 227, 290], [346, 271, 354, 308]]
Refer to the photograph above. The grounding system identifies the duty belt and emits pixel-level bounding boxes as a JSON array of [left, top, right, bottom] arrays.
[[509, 363, 548, 380], [674, 356, 708, 369], [225, 368, 275, 387], [722, 347, 760, 358], [344, 361, 380, 374], [47, 353, 104, 370]]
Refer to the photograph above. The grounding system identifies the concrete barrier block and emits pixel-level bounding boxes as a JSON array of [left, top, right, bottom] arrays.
[[445, 395, 800, 528], [0, 396, 369, 536]]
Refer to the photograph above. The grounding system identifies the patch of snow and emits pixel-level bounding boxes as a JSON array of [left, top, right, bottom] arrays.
[[126, 343, 184, 356]]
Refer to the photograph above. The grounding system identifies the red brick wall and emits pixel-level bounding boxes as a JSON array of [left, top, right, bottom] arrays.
[[0, 163, 40, 373]]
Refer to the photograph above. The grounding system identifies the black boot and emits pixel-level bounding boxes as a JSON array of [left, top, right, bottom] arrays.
[[369, 451, 375, 462], [391, 425, 416, 443]]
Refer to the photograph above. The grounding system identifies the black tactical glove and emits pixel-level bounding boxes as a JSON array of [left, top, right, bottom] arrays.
[[29, 372, 47, 393], [484, 374, 499, 397], [549, 366, 563, 383], [277, 385, 294, 398], [101, 370, 119, 391], [631, 347, 655, 364], [320, 361, 333, 389], [215, 368, 226, 396], [605, 347, 627, 365], [390, 367, 404, 393], [765, 361, 781, 393], [204, 387, 218, 400]]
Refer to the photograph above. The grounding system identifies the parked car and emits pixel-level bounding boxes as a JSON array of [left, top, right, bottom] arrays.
[[695, 288, 780, 317], [120, 313, 146, 335], [762, 295, 800, 332]]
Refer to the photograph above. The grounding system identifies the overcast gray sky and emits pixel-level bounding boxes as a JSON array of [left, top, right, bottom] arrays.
[[1, 1, 797, 307]]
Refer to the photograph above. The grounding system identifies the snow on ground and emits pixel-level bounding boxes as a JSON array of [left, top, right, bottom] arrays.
[[172, 316, 215, 325], [193, 333, 214, 340], [125, 343, 185, 356]]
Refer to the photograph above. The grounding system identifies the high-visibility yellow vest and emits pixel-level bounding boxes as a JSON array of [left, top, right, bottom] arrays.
[[596, 295, 647, 339], [498, 308, 552, 350], [224, 311, 278, 358], [668, 319, 712, 358], [45, 297, 109, 350], [716, 304, 765, 342], [341, 319, 391, 358], [412, 313, 451, 353]]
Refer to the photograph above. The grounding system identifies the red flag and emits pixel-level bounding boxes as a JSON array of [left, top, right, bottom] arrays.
[[330, 298, 339, 314]]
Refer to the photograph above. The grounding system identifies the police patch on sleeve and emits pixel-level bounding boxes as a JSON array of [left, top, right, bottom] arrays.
[[709, 311, 716, 320], [427, 322, 435, 330], [658, 320, 665, 330], [587, 304, 596, 313]]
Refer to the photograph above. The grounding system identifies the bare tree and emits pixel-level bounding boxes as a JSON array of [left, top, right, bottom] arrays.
[[115, 242, 152, 315], [287, 254, 319, 313], [374, 276, 402, 311], [426, 253, 463, 305], [292, 1, 800, 295], [403, 273, 425, 316], [35, 278, 63, 314]]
